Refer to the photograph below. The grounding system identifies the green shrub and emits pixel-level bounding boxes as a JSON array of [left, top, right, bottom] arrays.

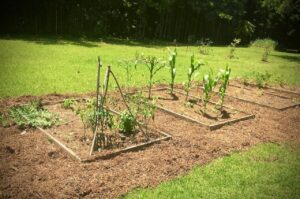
[[250, 38, 277, 49], [250, 38, 278, 62]]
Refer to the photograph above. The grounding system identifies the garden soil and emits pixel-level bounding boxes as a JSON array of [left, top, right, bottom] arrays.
[[0, 83, 300, 199]]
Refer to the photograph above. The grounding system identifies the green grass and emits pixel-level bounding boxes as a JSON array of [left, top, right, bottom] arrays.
[[124, 143, 300, 199], [0, 37, 299, 98]]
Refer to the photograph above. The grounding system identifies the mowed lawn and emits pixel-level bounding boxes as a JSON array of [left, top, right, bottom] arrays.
[[124, 143, 300, 199], [0, 37, 299, 198], [0, 37, 300, 98]]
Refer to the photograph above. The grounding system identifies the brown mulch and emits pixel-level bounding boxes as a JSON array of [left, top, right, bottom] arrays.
[[0, 83, 300, 199]]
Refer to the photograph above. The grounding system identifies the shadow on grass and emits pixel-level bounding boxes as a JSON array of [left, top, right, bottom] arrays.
[[0, 35, 178, 49], [272, 54, 300, 63]]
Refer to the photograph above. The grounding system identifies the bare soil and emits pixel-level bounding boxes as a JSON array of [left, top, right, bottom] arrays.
[[1, 83, 300, 199], [151, 89, 250, 125], [44, 104, 164, 159], [186, 82, 300, 110]]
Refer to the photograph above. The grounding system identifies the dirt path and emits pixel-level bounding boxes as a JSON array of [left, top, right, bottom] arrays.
[[1, 84, 300, 199]]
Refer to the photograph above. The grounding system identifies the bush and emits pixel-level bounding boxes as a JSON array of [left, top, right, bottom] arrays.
[[250, 38, 277, 49]]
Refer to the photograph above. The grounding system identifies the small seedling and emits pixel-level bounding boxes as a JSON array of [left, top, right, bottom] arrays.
[[184, 54, 204, 101], [198, 38, 213, 55], [62, 98, 76, 110], [118, 58, 137, 91], [228, 38, 241, 59], [254, 71, 272, 88], [168, 48, 177, 94]]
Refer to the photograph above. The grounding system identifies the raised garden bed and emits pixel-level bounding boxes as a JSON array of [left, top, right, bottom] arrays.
[[221, 84, 300, 110], [185, 82, 300, 111], [28, 102, 172, 162], [135, 88, 254, 130]]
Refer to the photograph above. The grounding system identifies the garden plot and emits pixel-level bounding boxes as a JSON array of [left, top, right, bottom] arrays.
[[36, 102, 171, 162], [221, 84, 300, 110], [233, 82, 300, 99], [140, 88, 254, 130]]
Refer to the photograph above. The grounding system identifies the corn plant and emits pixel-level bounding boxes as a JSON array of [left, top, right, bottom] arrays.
[[184, 54, 204, 101], [202, 71, 219, 115], [216, 66, 231, 111], [138, 54, 165, 98], [228, 38, 241, 59], [168, 48, 177, 94]]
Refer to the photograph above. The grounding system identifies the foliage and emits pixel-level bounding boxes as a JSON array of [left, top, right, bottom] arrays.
[[168, 48, 177, 94], [228, 38, 241, 59], [216, 66, 231, 111], [184, 55, 204, 101], [251, 38, 278, 62], [62, 98, 76, 110], [253, 71, 272, 88], [76, 99, 114, 134], [250, 38, 278, 50], [128, 92, 157, 122], [9, 100, 59, 129], [198, 38, 213, 55], [202, 71, 219, 115], [137, 54, 165, 98], [118, 57, 138, 91], [0, 112, 10, 127], [118, 110, 138, 136]]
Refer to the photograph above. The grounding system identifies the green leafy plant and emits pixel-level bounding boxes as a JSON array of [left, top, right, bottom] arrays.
[[253, 71, 272, 88], [198, 38, 213, 55], [202, 71, 219, 115], [228, 38, 241, 59], [62, 98, 76, 110], [118, 58, 137, 91], [168, 48, 177, 94], [9, 100, 59, 129], [250, 38, 277, 62], [118, 110, 137, 136], [184, 54, 204, 101], [216, 66, 231, 111], [0, 112, 10, 127], [138, 54, 165, 98], [76, 99, 114, 137]]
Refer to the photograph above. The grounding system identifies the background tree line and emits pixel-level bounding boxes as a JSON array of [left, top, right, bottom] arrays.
[[0, 0, 299, 48]]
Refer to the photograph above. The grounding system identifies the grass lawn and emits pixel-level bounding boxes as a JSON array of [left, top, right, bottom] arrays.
[[124, 143, 300, 199], [0, 37, 300, 98]]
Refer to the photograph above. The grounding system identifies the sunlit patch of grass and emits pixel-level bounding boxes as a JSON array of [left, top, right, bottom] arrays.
[[0, 37, 299, 98], [124, 143, 300, 199]]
